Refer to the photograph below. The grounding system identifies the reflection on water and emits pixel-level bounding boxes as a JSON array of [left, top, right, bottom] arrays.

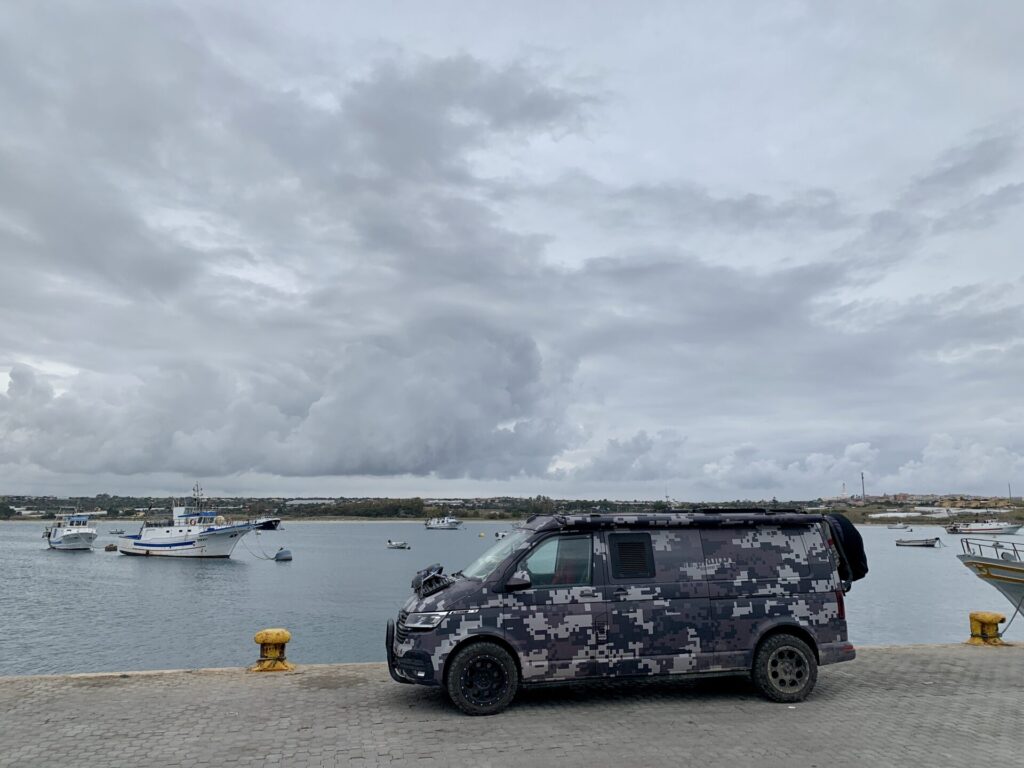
[[0, 520, 1018, 675]]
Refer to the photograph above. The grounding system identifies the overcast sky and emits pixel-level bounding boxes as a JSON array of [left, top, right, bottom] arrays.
[[2, 1, 1024, 500]]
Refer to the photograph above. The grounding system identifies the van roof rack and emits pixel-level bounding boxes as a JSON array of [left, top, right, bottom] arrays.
[[544, 510, 821, 531]]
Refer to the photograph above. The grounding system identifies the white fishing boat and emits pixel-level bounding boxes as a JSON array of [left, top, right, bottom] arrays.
[[108, 528, 126, 535], [43, 513, 97, 551], [116, 484, 256, 558], [424, 516, 462, 530], [886, 523, 910, 530], [958, 538, 1024, 611], [945, 520, 1022, 535], [387, 540, 411, 549]]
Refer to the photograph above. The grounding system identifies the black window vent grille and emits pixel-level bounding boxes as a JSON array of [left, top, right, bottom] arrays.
[[611, 534, 655, 579]]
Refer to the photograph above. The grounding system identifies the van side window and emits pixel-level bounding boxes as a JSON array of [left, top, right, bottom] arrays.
[[609, 533, 655, 579], [521, 535, 592, 588]]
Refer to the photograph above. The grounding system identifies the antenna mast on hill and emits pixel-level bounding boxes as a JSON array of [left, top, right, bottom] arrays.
[[861, 472, 866, 501]]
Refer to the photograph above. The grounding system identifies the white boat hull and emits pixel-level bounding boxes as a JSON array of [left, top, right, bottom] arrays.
[[958, 553, 1024, 610], [958, 525, 1022, 535], [48, 531, 97, 550], [117, 523, 254, 558]]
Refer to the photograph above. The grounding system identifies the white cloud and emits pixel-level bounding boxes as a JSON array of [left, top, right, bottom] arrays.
[[2, 1, 1024, 499]]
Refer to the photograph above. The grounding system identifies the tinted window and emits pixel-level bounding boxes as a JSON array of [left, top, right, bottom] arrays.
[[609, 532, 655, 579], [521, 535, 592, 587]]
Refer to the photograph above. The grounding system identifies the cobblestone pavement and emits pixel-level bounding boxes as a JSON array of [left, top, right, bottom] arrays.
[[1, 645, 1020, 768]]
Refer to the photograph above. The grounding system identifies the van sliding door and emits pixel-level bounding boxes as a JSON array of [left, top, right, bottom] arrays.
[[598, 529, 713, 676]]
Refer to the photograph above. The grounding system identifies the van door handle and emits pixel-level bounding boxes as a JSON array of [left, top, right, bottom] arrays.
[[578, 589, 598, 598]]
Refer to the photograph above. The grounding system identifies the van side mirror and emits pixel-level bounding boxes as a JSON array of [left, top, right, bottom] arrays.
[[505, 570, 531, 593]]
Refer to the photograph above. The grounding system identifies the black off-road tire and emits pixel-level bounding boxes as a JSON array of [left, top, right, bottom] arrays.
[[751, 634, 818, 703], [445, 642, 519, 716]]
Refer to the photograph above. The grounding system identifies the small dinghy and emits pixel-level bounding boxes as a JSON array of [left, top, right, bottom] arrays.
[[273, 548, 292, 562], [387, 540, 411, 550], [887, 523, 910, 530], [895, 538, 941, 548]]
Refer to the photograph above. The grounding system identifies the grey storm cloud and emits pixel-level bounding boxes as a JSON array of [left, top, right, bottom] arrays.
[[2, 1, 1024, 499]]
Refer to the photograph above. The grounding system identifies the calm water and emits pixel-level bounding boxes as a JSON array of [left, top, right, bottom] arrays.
[[0, 521, 1018, 676]]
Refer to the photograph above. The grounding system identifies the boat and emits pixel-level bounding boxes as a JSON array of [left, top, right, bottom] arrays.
[[495, 531, 509, 539], [116, 484, 257, 558], [43, 513, 97, 550], [273, 548, 292, 562], [387, 540, 411, 549], [254, 517, 282, 531], [424, 516, 462, 530], [895, 538, 941, 548], [958, 537, 1024, 611], [886, 523, 910, 530], [945, 520, 1021, 535], [108, 528, 126, 535]]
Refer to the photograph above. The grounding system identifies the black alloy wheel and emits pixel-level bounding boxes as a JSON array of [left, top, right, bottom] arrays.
[[751, 633, 818, 703], [446, 642, 519, 716]]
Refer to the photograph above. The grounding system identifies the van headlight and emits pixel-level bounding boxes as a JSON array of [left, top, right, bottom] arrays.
[[403, 612, 448, 629]]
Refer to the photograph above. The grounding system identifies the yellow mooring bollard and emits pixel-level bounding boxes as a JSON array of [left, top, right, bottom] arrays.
[[250, 628, 296, 671], [967, 611, 1007, 646]]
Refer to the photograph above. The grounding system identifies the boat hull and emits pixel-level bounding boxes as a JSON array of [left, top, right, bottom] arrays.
[[48, 531, 97, 550], [117, 523, 254, 558], [958, 525, 1021, 535], [958, 553, 1024, 610]]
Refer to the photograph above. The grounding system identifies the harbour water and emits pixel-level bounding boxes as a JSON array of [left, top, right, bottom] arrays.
[[0, 520, 1017, 676]]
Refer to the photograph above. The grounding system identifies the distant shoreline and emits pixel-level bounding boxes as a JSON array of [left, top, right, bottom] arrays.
[[0, 517, 518, 524]]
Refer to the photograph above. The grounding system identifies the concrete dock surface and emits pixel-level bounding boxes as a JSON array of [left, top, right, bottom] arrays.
[[1, 644, 1020, 768]]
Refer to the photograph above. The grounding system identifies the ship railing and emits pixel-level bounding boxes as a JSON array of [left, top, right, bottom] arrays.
[[962, 537, 1024, 562]]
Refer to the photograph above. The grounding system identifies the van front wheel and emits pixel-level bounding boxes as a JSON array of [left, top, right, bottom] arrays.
[[446, 642, 519, 716], [752, 634, 818, 703]]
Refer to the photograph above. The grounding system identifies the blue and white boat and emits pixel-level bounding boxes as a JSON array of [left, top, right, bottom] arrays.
[[116, 485, 256, 558], [43, 513, 97, 550]]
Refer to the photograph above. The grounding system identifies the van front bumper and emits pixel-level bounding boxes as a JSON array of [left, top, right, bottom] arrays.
[[386, 619, 437, 685], [819, 641, 856, 666]]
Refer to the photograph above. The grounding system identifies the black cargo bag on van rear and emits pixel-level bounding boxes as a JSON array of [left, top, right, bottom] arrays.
[[825, 513, 868, 583]]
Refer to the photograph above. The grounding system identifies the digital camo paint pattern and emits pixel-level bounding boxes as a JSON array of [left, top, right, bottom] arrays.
[[391, 513, 850, 685]]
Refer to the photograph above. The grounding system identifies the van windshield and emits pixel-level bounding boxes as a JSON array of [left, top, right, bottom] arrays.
[[461, 529, 533, 580]]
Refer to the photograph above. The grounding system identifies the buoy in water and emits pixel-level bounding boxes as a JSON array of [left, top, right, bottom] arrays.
[[274, 548, 293, 562]]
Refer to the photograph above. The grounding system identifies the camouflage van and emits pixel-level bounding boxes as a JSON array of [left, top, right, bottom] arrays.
[[386, 510, 861, 715]]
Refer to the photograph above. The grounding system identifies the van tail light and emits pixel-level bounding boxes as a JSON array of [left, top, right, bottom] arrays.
[[835, 589, 846, 620]]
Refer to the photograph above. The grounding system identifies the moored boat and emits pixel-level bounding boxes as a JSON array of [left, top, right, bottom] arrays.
[[116, 484, 256, 558], [387, 540, 411, 549], [958, 538, 1024, 611], [886, 523, 910, 530], [43, 513, 97, 551], [108, 528, 126, 535], [895, 538, 941, 548], [424, 516, 462, 530], [946, 520, 1021, 535]]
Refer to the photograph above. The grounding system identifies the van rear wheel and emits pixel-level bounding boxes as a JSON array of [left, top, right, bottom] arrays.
[[752, 634, 817, 703], [446, 642, 518, 716]]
